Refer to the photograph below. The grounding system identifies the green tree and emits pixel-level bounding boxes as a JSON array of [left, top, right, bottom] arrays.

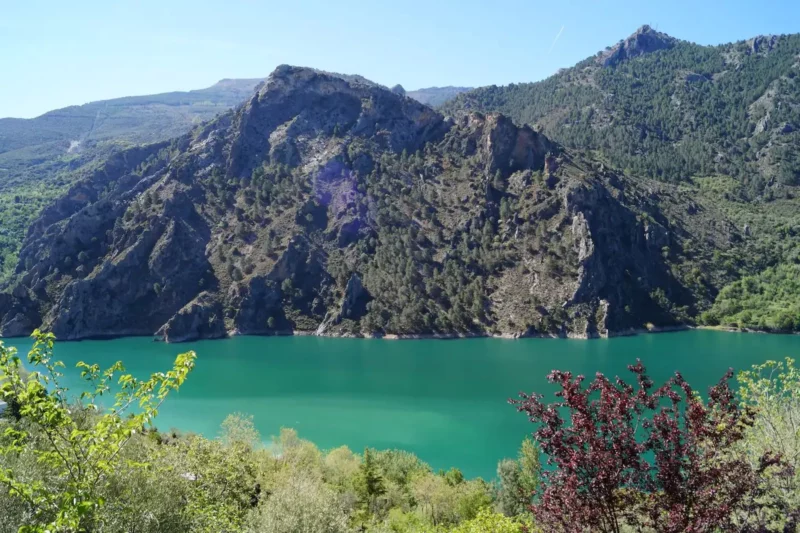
[[0, 331, 195, 532], [496, 460, 525, 517], [448, 507, 528, 533], [245, 476, 349, 533], [737, 358, 800, 531], [496, 437, 540, 517], [357, 447, 386, 515], [182, 414, 263, 532]]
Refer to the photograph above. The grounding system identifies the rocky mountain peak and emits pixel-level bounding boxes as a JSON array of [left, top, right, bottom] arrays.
[[598, 24, 677, 67], [747, 34, 779, 55], [259, 64, 345, 94], [450, 112, 553, 176], [226, 65, 450, 178]]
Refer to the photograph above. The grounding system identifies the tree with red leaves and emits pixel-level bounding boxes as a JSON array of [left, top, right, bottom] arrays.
[[512, 361, 777, 533]]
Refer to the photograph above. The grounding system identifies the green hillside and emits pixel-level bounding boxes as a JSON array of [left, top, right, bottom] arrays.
[[443, 27, 800, 196], [0, 78, 264, 282]]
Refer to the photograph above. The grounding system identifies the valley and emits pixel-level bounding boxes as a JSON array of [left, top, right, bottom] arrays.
[[3, 10, 800, 532]]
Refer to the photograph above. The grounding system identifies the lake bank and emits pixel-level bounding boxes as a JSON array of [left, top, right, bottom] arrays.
[[6, 321, 796, 346]]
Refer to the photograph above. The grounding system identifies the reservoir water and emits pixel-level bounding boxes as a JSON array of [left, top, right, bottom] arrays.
[[3, 330, 799, 479]]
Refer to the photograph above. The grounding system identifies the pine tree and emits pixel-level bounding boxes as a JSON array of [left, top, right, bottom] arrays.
[[357, 447, 385, 512]]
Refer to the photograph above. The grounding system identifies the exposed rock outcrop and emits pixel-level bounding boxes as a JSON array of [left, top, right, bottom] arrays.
[[41, 193, 213, 340], [748, 35, 778, 55], [226, 65, 449, 180], [0, 313, 34, 338], [316, 273, 370, 335], [156, 292, 225, 343], [599, 25, 677, 67], [228, 276, 282, 334], [445, 113, 553, 178]]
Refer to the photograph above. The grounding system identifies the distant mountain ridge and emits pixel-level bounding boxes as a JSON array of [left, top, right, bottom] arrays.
[[0, 75, 468, 160], [0, 78, 265, 154], [310, 71, 473, 108], [406, 87, 473, 107]]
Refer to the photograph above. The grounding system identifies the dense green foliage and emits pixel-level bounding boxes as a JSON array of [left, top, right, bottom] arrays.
[[444, 33, 800, 195], [702, 263, 800, 330], [0, 332, 195, 532], [737, 358, 800, 529], [682, 175, 800, 330]]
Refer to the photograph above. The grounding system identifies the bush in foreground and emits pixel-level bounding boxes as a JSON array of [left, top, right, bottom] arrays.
[[512, 360, 786, 533]]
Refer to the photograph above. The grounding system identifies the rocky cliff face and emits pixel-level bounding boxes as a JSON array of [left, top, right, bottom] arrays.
[[598, 25, 677, 67], [0, 66, 739, 341]]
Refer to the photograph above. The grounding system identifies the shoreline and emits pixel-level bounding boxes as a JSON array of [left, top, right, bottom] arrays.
[[696, 325, 800, 336], [4, 322, 796, 344]]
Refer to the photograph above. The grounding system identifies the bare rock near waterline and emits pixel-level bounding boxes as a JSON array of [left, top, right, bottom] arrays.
[[157, 292, 226, 343]]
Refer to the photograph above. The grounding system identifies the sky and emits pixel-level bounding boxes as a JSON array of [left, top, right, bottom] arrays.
[[2, 0, 799, 119]]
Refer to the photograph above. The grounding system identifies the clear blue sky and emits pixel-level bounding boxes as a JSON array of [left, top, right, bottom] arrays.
[[3, 0, 799, 118]]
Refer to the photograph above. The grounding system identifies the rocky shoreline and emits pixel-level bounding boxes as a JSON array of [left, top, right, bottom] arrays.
[[0, 324, 696, 343], [6, 323, 794, 345]]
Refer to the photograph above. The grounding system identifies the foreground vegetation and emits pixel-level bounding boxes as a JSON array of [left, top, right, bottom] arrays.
[[1, 334, 800, 532]]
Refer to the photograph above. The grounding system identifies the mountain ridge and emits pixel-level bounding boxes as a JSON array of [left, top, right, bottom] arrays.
[[4, 24, 800, 338], [0, 72, 472, 284], [442, 28, 800, 192], [0, 78, 264, 153], [0, 66, 740, 341]]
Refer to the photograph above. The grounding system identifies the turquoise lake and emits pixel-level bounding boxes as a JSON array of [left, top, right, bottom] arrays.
[[3, 330, 799, 479]]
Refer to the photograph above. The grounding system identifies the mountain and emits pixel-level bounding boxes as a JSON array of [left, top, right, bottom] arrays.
[[443, 26, 800, 195], [0, 66, 741, 341], [407, 87, 473, 107], [443, 26, 800, 332], [312, 72, 471, 107], [0, 78, 264, 154], [597, 24, 677, 67], [0, 78, 264, 283], [0, 74, 468, 285]]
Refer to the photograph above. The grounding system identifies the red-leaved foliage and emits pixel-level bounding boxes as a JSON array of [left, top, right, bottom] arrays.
[[511, 361, 778, 533]]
